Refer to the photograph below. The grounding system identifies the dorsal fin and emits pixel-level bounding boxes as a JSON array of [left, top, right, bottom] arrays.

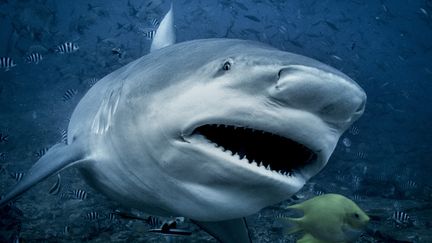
[[150, 2, 175, 52]]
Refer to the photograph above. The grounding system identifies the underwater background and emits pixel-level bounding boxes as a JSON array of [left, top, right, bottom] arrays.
[[0, 0, 431, 242]]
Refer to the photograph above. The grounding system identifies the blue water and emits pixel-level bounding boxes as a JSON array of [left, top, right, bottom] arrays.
[[0, 0, 431, 242]]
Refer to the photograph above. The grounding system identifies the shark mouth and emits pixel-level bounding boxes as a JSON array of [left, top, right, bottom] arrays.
[[192, 124, 317, 176]]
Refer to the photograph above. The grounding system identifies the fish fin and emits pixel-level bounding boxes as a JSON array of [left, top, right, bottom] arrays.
[[191, 218, 252, 243], [297, 233, 329, 243], [276, 216, 303, 234], [0, 142, 86, 207], [150, 2, 175, 52]]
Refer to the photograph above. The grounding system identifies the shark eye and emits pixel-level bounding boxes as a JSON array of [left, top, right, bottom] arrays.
[[222, 61, 231, 71], [353, 213, 360, 219]]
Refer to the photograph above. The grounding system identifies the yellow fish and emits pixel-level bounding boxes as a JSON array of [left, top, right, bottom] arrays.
[[278, 194, 369, 243]]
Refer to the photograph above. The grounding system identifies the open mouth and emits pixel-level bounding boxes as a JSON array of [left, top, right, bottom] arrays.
[[192, 124, 317, 176]]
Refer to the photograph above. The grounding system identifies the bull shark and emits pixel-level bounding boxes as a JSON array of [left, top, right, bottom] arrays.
[[0, 3, 366, 242]]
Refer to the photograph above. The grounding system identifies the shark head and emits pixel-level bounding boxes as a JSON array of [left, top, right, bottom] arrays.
[[111, 39, 366, 221]]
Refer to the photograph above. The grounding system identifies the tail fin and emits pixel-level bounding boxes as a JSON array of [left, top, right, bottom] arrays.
[[0, 142, 85, 207]]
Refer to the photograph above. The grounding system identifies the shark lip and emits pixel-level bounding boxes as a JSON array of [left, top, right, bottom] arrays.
[[190, 124, 317, 176]]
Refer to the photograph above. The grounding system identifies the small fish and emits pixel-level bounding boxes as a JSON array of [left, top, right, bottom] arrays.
[[0, 57, 16, 71], [324, 20, 339, 31], [244, 15, 260, 22], [278, 26, 287, 34], [11, 234, 20, 243], [147, 216, 162, 228], [151, 18, 159, 27], [63, 225, 71, 236], [352, 194, 363, 201], [149, 220, 192, 236], [0, 152, 6, 161], [87, 77, 99, 87], [0, 195, 16, 207], [25, 53, 43, 64], [60, 129, 67, 144], [399, 180, 417, 191], [85, 211, 101, 220], [349, 126, 360, 135], [142, 29, 156, 40], [112, 48, 122, 58], [314, 190, 325, 196], [60, 192, 72, 200], [48, 173, 61, 195], [419, 8, 428, 17], [55, 42, 79, 54], [352, 175, 361, 189], [70, 189, 87, 200], [62, 89, 78, 102], [107, 212, 118, 221], [342, 137, 351, 147], [113, 210, 149, 220], [34, 147, 49, 158], [10, 172, 24, 182], [356, 151, 367, 159], [392, 211, 410, 225], [0, 133, 8, 143], [331, 55, 343, 61]]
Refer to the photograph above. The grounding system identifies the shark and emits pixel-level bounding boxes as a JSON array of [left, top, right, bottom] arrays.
[[0, 3, 366, 243]]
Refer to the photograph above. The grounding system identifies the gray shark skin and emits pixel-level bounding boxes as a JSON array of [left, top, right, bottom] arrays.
[[0, 4, 366, 243]]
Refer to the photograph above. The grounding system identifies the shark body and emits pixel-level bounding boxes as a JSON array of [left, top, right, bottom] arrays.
[[0, 4, 366, 242]]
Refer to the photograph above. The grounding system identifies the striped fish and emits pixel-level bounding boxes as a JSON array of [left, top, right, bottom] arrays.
[[356, 151, 367, 159], [62, 89, 78, 102], [349, 126, 360, 135], [70, 189, 87, 200], [352, 194, 363, 201], [87, 77, 99, 87], [107, 212, 118, 221], [34, 147, 49, 158], [60, 129, 68, 144], [392, 211, 410, 225], [84, 211, 101, 220], [151, 18, 159, 27], [0, 195, 15, 207], [10, 172, 24, 182], [314, 190, 325, 196], [63, 225, 71, 236], [0, 133, 8, 143], [25, 53, 43, 64], [147, 216, 162, 228], [142, 29, 156, 40], [60, 192, 72, 200], [0, 57, 16, 71], [55, 42, 79, 54], [48, 173, 61, 195]]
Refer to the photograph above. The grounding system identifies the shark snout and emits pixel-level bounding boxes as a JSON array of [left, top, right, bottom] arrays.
[[271, 65, 366, 124]]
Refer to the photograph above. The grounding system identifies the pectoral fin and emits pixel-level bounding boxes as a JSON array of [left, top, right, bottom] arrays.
[[0, 142, 86, 207], [192, 218, 252, 243]]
